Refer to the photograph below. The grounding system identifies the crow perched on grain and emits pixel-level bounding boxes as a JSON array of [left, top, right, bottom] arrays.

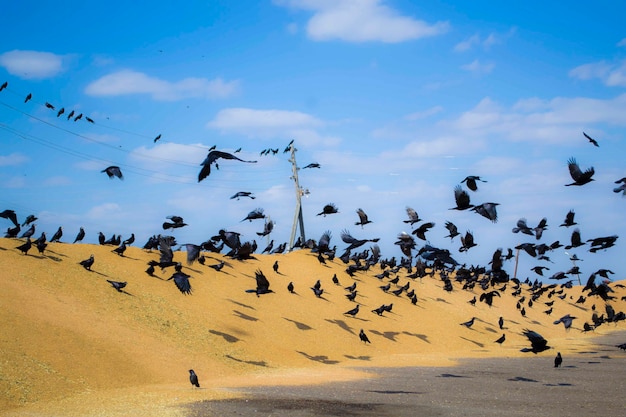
[[80, 255, 94, 271], [107, 280, 127, 292], [189, 369, 200, 388], [16, 238, 32, 255], [359, 329, 371, 344], [495, 334, 506, 344], [460, 317, 475, 328], [344, 305, 360, 316]]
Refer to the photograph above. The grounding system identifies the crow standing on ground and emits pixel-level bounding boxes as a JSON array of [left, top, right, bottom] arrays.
[[189, 369, 200, 388], [359, 329, 371, 344], [554, 352, 563, 367]]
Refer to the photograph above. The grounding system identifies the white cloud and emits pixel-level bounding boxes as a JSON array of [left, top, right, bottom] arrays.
[[0, 50, 67, 79], [404, 105, 444, 120], [454, 34, 480, 52], [453, 28, 515, 52], [86, 203, 122, 220], [207, 107, 342, 147], [275, 0, 449, 43], [85, 69, 240, 101], [209, 108, 321, 130], [617, 38, 626, 47], [569, 60, 626, 87], [446, 94, 626, 144], [0, 152, 28, 166], [461, 59, 495, 74]]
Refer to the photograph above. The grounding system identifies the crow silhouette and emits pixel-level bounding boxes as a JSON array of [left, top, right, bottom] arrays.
[[565, 157, 594, 186], [198, 150, 256, 182], [102, 166, 123, 180], [520, 329, 551, 353]]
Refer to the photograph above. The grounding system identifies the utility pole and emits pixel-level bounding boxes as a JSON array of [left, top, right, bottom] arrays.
[[288, 142, 307, 251]]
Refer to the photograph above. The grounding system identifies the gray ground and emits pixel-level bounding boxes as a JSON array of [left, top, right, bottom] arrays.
[[184, 331, 626, 417]]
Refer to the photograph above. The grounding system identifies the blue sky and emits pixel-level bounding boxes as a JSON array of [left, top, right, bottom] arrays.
[[1, 0, 625, 284]]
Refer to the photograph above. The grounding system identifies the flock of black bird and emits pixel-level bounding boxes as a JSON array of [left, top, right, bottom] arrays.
[[3, 84, 626, 385]]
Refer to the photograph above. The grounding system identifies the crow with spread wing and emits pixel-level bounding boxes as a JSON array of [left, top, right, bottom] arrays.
[[198, 150, 256, 182]]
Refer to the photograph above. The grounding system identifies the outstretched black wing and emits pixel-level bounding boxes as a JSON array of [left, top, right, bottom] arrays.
[[198, 150, 257, 182], [169, 271, 192, 294]]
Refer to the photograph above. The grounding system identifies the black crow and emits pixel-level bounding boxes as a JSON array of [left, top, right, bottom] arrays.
[[230, 191, 255, 200], [0, 209, 18, 227], [450, 185, 473, 210], [169, 270, 192, 295], [344, 305, 360, 317], [50, 226, 63, 243], [107, 280, 127, 292], [73, 227, 85, 243], [317, 203, 339, 216], [495, 334, 506, 344], [412, 222, 435, 241], [565, 157, 594, 186], [198, 150, 256, 182], [355, 208, 373, 228], [553, 314, 576, 329], [189, 369, 200, 388], [404, 207, 422, 225], [102, 166, 123, 180], [559, 210, 577, 227], [80, 255, 94, 271], [461, 175, 487, 191], [472, 202, 499, 223], [16, 238, 32, 255], [583, 132, 599, 147], [554, 352, 563, 367], [520, 329, 551, 353], [460, 317, 475, 328], [359, 329, 371, 344]]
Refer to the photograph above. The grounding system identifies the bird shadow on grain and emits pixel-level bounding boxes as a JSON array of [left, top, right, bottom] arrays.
[[369, 330, 400, 342], [434, 297, 451, 304], [367, 390, 423, 395], [438, 373, 471, 378], [402, 332, 430, 344], [325, 319, 355, 335], [209, 329, 240, 343], [233, 310, 258, 322], [459, 336, 485, 348], [544, 382, 574, 386], [228, 299, 255, 310], [283, 317, 313, 331], [44, 255, 64, 262], [344, 355, 371, 361], [296, 351, 340, 365], [508, 376, 539, 383], [225, 354, 268, 367]]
